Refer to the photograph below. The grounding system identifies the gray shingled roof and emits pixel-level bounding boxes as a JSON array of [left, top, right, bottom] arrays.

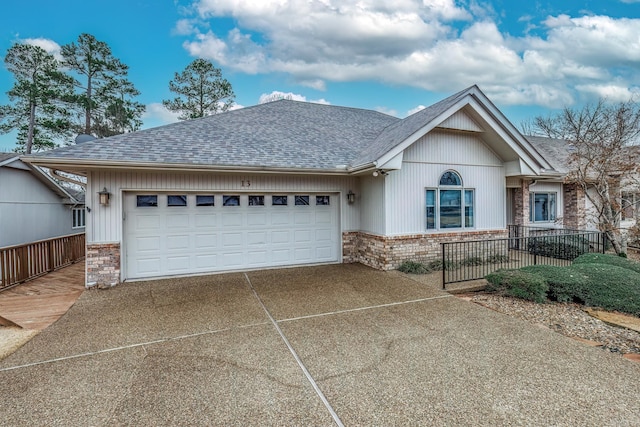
[[351, 86, 473, 167], [31, 100, 399, 170], [526, 136, 572, 174]]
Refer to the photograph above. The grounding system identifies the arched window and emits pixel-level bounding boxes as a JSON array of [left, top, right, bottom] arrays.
[[426, 171, 474, 230]]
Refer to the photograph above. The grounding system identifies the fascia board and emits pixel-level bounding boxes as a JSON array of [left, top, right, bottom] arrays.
[[21, 157, 354, 176]]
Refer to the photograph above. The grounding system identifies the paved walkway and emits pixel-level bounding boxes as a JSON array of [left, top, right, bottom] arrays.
[[1, 264, 639, 426]]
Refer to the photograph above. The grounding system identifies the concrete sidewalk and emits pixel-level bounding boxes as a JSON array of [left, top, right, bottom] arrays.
[[1, 264, 639, 426]]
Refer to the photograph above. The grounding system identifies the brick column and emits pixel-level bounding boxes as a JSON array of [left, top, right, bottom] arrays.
[[86, 243, 121, 288], [563, 183, 586, 229], [512, 180, 530, 226]]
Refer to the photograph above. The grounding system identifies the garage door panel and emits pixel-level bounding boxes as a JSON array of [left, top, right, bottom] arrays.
[[195, 254, 217, 269], [195, 214, 217, 227], [294, 212, 312, 224], [167, 214, 189, 228], [195, 234, 217, 248], [315, 229, 333, 241], [167, 256, 190, 272], [247, 250, 268, 265], [294, 248, 312, 261], [271, 212, 290, 225], [136, 215, 160, 229], [316, 211, 333, 223], [136, 258, 162, 275], [294, 230, 312, 243], [247, 213, 267, 226], [135, 236, 161, 252], [247, 231, 267, 245], [222, 213, 243, 226], [222, 252, 244, 267], [316, 246, 334, 259], [222, 232, 244, 247], [125, 192, 339, 279], [271, 230, 290, 244]]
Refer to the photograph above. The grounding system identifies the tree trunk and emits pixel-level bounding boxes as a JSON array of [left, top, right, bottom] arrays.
[[85, 75, 92, 134], [26, 102, 36, 154]]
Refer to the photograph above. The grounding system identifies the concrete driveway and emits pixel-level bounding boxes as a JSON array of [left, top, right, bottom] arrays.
[[1, 264, 639, 426]]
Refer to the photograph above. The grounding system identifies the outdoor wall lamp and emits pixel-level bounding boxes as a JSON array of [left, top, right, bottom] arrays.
[[98, 187, 111, 206], [347, 190, 356, 204], [372, 169, 388, 177]]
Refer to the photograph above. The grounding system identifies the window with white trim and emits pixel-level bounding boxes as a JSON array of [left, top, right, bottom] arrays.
[[72, 208, 85, 229], [426, 171, 475, 230], [529, 192, 556, 222]]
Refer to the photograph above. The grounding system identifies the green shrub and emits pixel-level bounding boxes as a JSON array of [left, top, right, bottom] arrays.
[[486, 254, 510, 264], [521, 265, 588, 303], [573, 253, 640, 274], [527, 236, 589, 260], [397, 260, 431, 274], [461, 256, 484, 266], [485, 269, 549, 303], [426, 259, 459, 271], [568, 263, 640, 316]]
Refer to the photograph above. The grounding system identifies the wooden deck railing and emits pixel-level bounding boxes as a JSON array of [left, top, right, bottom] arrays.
[[0, 233, 85, 291]]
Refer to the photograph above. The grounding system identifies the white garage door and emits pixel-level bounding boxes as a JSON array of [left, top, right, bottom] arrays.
[[124, 193, 340, 280]]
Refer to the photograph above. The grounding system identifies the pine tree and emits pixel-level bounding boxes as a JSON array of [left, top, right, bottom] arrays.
[[163, 59, 235, 120], [0, 43, 74, 153]]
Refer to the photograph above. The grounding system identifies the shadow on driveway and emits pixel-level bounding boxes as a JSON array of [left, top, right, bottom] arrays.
[[1, 264, 639, 426]]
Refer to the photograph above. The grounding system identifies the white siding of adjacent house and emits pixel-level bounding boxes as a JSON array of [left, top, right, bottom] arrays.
[[86, 170, 360, 244], [0, 167, 76, 247], [381, 130, 506, 235]]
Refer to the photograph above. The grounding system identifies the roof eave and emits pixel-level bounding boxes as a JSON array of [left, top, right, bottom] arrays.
[[21, 157, 353, 176]]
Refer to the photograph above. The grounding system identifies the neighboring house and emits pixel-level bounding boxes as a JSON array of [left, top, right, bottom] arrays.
[[526, 136, 640, 233], [24, 85, 564, 287], [0, 153, 84, 248]]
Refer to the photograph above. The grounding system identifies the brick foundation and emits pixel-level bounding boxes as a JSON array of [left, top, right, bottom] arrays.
[[343, 230, 509, 271], [86, 243, 121, 288]]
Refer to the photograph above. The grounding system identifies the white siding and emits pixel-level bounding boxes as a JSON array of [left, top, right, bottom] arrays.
[[87, 170, 360, 243], [360, 175, 385, 234], [384, 130, 506, 235], [385, 163, 505, 235], [403, 130, 502, 166], [0, 167, 76, 247]]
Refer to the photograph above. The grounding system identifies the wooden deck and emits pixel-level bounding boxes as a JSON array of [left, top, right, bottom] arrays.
[[0, 262, 85, 330]]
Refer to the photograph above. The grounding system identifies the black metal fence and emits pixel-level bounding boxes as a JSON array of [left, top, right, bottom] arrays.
[[442, 225, 606, 288]]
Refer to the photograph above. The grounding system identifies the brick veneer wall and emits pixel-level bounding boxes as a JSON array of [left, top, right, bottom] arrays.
[[512, 179, 530, 226], [563, 183, 586, 229], [86, 243, 120, 288], [343, 230, 509, 271]]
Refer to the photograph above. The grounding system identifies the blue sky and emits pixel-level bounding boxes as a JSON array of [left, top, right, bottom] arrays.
[[1, 0, 639, 151]]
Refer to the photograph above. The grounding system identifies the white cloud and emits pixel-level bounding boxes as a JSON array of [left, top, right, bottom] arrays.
[[407, 105, 426, 116], [258, 91, 330, 105], [23, 37, 62, 61], [574, 84, 639, 102], [181, 1, 640, 109], [375, 106, 398, 116], [142, 103, 181, 125]]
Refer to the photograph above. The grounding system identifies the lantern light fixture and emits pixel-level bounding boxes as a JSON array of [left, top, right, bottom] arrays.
[[98, 187, 111, 206]]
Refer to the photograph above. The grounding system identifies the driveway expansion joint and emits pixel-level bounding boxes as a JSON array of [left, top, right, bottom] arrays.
[[244, 273, 345, 427]]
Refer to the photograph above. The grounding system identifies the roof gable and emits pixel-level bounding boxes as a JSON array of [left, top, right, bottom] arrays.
[[354, 85, 558, 177]]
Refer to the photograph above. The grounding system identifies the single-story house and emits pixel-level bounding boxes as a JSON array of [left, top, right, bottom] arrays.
[[24, 85, 571, 287], [0, 153, 84, 247]]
